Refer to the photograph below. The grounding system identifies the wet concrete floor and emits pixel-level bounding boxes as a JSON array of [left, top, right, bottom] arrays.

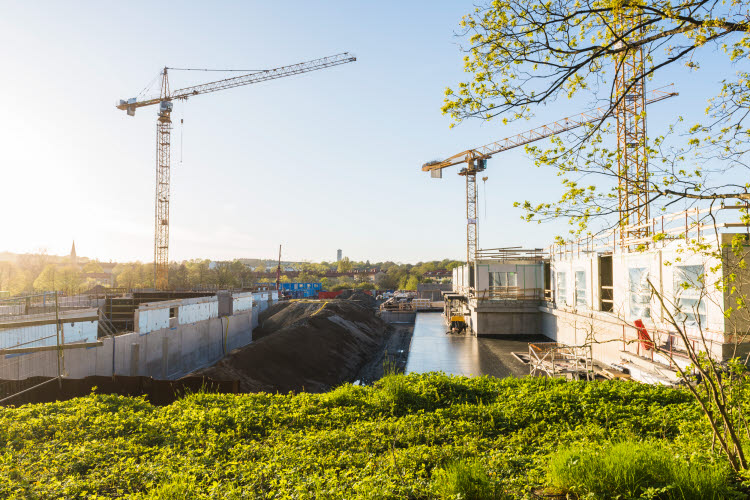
[[405, 312, 537, 378]]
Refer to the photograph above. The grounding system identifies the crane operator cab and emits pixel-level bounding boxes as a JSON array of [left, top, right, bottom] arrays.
[[159, 100, 173, 117]]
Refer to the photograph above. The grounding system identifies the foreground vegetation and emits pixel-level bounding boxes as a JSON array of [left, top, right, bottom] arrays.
[[0, 374, 746, 499]]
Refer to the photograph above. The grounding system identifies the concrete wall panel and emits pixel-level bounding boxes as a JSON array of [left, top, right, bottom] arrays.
[[232, 293, 253, 313]]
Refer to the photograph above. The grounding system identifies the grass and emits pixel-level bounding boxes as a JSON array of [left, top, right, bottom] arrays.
[[0, 373, 743, 498], [548, 440, 737, 499], [431, 459, 503, 499]]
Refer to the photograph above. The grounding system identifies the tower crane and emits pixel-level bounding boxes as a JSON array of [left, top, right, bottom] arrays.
[[422, 85, 677, 266], [117, 53, 356, 289]]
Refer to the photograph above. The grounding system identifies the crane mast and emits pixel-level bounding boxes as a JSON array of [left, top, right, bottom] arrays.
[[117, 53, 356, 289], [615, 13, 649, 245], [155, 68, 173, 289]]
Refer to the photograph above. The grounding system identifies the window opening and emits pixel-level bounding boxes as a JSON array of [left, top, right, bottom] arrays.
[[575, 271, 587, 307], [629, 268, 651, 319], [674, 265, 706, 328], [599, 255, 614, 312], [557, 272, 567, 306]]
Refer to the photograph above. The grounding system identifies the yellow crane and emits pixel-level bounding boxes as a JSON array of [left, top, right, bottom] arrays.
[[422, 85, 677, 265], [117, 53, 356, 289]]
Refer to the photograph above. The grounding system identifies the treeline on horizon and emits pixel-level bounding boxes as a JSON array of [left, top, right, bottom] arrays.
[[0, 253, 463, 296]]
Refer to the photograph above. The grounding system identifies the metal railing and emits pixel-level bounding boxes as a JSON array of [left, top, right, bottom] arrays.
[[549, 204, 750, 259], [474, 287, 545, 301], [0, 292, 104, 320]]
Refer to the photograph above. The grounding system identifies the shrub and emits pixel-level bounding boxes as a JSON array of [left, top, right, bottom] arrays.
[[322, 383, 368, 407], [372, 374, 422, 414], [548, 440, 735, 499], [431, 459, 498, 499]]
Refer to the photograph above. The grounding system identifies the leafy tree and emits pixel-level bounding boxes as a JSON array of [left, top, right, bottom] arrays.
[[82, 261, 103, 273], [298, 272, 321, 283], [57, 266, 83, 295], [17, 251, 50, 280], [375, 272, 398, 291], [0, 262, 31, 295], [214, 262, 238, 289], [186, 260, 211, 287], [337, 257, 353, 273], [33, 264, 58, 292], [405, 275, 420, 291], [169, 263, 190, 290], [445, 1, 750, 234]]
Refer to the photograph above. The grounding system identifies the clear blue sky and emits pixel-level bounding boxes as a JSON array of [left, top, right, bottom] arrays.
[[0, 1, 730, 264]]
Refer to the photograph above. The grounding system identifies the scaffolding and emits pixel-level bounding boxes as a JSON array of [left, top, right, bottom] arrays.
[[528, 342, 593, 380]]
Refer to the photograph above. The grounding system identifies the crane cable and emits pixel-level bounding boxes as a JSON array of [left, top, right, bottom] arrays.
[[482, 176, 489, 220], [180, 102, 185, 166], [136, 70, 163, 99]]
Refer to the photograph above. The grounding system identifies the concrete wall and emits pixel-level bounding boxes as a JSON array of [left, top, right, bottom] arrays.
[[417, 284, 452, 301], [381, 311, 416, 324], [232, 292, 253, 313], [179, 296, 219, 324], [0, 309, 99, 350], [471, 305, 540, 336], [543, 235, 748, 372], [549, 236, 726, 336], [0, 291, 267, 381], [0, 309, 253, 381], [250, 290, 277, 329]]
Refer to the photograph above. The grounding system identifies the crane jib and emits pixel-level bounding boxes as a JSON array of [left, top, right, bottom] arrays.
[[422, 85, 678, 173], [116, 53, 356, 114]]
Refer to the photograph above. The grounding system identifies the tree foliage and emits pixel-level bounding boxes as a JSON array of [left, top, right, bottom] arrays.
[[444, 0, 750, 235]]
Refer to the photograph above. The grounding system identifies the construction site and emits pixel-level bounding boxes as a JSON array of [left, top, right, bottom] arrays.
[[2, 8, 749, 408]]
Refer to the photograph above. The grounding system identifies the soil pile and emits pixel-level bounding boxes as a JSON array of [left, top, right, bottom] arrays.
[[253, 301, 324, 340], [336, 290, 377, 309], [192, 300, 387, 393]]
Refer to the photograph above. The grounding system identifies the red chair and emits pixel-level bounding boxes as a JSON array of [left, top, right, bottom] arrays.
[[633, 319, 654, 351]]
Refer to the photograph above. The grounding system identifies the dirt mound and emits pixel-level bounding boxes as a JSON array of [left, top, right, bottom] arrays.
[[192, 300, 387, 393], [254, 301, 327, 340], [336, 290, 377, 308]]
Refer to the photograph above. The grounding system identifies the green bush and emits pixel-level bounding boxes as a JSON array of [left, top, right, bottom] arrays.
[[431, 459, 499, 499], [548, 440, 735, 499], [0, 374, 741, 498], [372, 373, 423, 413]]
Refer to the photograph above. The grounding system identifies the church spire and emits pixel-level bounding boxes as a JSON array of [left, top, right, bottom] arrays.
[[70, 240, 77, 265]]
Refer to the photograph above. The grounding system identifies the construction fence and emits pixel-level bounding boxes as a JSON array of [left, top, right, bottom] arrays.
[[0, 292, 71, 403]]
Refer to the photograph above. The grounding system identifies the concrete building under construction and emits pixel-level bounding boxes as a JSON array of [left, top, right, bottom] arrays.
[[445, 206, 750, 384]]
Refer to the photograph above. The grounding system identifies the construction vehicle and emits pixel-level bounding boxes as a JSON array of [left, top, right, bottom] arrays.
[[117, 53, 356, 289], [422, 85, 677, 265]]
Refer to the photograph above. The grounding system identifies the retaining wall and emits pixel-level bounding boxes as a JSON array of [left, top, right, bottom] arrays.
[[0, 291, 272, 382], [381, 311, 416, 324], [0, 310, 253, 380]]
